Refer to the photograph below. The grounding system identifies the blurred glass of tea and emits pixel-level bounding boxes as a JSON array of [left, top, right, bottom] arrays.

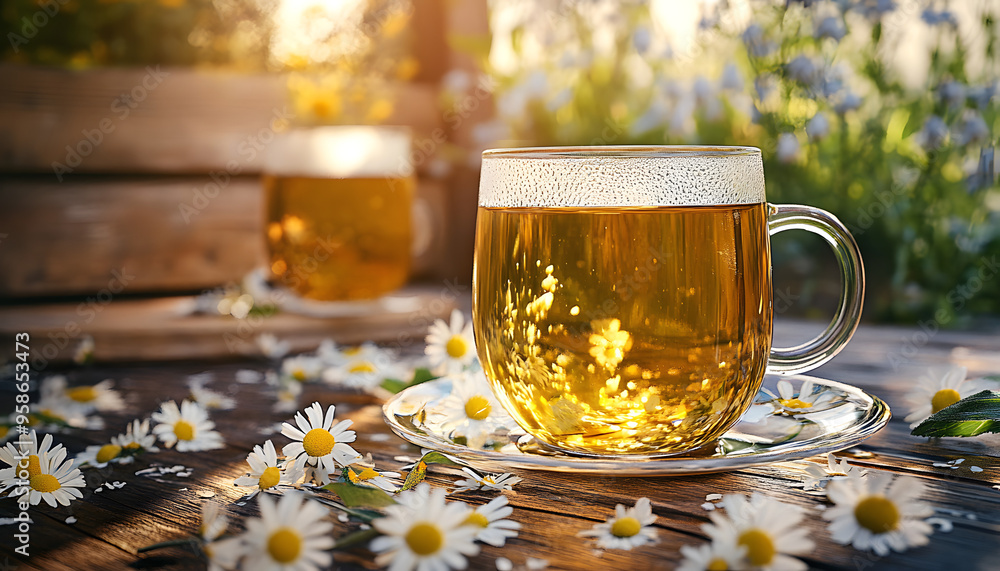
[[263, 126, 414, 301]]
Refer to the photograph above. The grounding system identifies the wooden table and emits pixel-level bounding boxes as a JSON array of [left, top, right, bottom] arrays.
[[3, 319, 999, 570]]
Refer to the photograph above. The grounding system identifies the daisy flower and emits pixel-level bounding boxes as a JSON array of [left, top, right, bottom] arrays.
[[345, 463, 402, 493], [273, 376, 303, 414], [578, 497, 658, 550], [437, 372, 505, 448], [803, 453, 866, 490], [239, 492, 334, 571], [903, 366, 975, 428], [322, 343, 401, 390], [464, 495, 521, 547], [200, 501, 244, 571], [73, 335, 95, 365], [704, 493, 813, 570], [370, 483, 480, 571], [188, 376, 236, 410], [59, 378, 126, 415], [6, 445, 85, 507], [316, 339, 345, 367], [151, 400, 225, 452], [453, 467, 522, 493], [234, 440, 304, 498], [281, 355, 325, 383], [75, 440, 128, 468], [678, 535, 746, 571], [281, 402, 362, 485], [0, 431, 64, 493], [770, 378, 835, 414], [257, 333, 291, 360], [111, 418, 159, 460], [823, 471, 934, 555], [425, 309, 477, 374]]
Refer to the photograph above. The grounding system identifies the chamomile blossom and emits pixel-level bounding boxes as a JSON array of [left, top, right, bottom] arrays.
[[75, 440, 127, 468], [370, 483, 480, 571], [281, 402, 362, 485], [73, 335, 95, 365], [345, 463, 401, 493], [425, 309, 477, 374], [770, 378, 834, 414], [464, 495, 521, 547], [234, 440, 304, 498], [151, 400, 225, 452], [578, 497, 658, 550], [200, 501, 244, 571], [57, 377, 126, 415], [453, 467, 522, 493], [111, 418, 159, 460], [239, 492, 334, 571], [438, 373, 505, 449], [704, 493, 814, 570], [6, 446, 85, 507], [257, 333, 291, 360], [0, 431, 63, 492], [903, 366, 974, 428], [678, 535, 746, 571], [281, 355, 325, 383], [273, 375, 303, 414], [803, 453, 866, 490], [188, 376, 236, 410], [322, 343, 400, 390], [823, 471, 934, 555]]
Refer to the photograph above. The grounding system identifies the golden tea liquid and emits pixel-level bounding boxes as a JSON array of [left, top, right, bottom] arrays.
[[473, 203, 772, 455], [265, 175, 413, 300]]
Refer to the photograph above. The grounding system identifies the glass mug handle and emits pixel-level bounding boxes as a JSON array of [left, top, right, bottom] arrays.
[[767, 203, 865, 374]]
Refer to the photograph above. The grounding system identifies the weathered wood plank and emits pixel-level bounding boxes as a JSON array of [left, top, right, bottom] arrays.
[[0, 175, 452, 297], [0, 64, 440, 175]]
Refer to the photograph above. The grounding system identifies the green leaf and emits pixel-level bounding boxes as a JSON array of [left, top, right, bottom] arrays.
[[333, 528, 380, 551], [419, 451, 467, 467], [380, 378, 407, 394], [410, 367, 437, 386], [324, 483, 397, 508], [911, 390, 1000, 437], [400, 460, 427, 492]]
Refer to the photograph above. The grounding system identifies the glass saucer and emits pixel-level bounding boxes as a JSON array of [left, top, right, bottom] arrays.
[[382, 374, 890, 476]]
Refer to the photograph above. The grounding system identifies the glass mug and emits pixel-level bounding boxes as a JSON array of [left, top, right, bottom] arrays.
[[472, 146, 864, 457], [263, 126, 414, 301]]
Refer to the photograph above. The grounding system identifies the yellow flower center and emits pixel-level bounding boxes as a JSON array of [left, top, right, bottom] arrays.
[[931, 388, 961, 414], [707, 558, 729, 571], [267, 527, 302, 563], [30, 473, 61, 493], [124, 442, 142, 450], [854, 496, 900, 533], [778, 398, 812, 409], [0, 426, 7, 439], [738, 529, 776, 566], [464, 395, 492, 420], [405, 522, 443, 556], [96, 444, 122, 463], [349, 361, 376, 374], [66, 386, 98, 403], [465, 512, 490, 528], [445, 335, 468, 358], [356, 467, 381, 481], [292, 369, 307, 382], [302, 428, 335, 457], [610, 516, 642, 538], [174, 420, 195, 441], [24, 454, 41, 478], [259, 466, 281, 489], [342, 346, 362, 356]]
